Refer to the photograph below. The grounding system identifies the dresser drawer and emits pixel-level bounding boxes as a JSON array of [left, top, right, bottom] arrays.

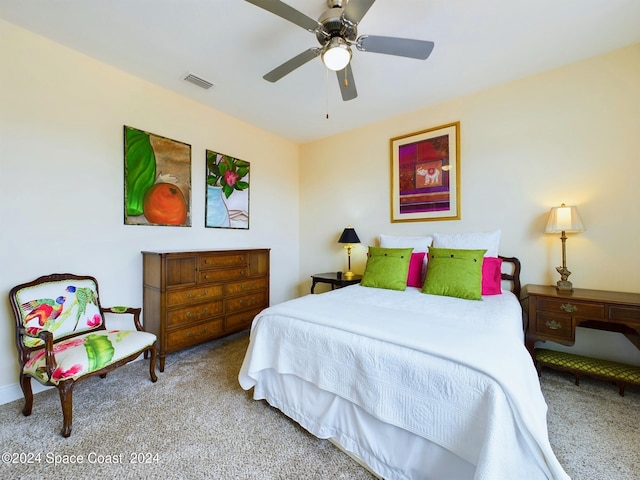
[[165, 256, 197, 287], [225, 291, 268, 314], [198, 267, 247, 284], [609, 305, 640, 323], [166, 317, 224, 348], [535, 313, 574, 340], [167, 300, 224, 327], [226, 307, 264, 332], [166, 284, 224, 307], [537, 298, 604, 319], [226, 277, 268, 296], [199, 253, 247, 269]]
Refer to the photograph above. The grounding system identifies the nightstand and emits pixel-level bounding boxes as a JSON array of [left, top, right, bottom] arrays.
[[524, 284, 640, 359], [310, 272, 362, 294]]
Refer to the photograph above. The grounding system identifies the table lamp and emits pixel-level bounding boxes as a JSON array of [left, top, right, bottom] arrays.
[[338, 226, 360, 279], [545, 203, 585, 291]]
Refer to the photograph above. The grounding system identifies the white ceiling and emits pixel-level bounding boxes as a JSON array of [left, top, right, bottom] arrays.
[[2, 0, 639, 144]]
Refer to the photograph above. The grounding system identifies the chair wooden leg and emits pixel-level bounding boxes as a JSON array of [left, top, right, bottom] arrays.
[[20, 373, 33, 417], [148, 347, 158, 383], [58, 381, 74, 437]]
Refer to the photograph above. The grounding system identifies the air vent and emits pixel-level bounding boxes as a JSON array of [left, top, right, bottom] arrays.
[[183, 73, 214, 90]]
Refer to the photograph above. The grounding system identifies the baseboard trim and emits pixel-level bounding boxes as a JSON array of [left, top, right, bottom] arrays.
[[0, 382, 52, 406]]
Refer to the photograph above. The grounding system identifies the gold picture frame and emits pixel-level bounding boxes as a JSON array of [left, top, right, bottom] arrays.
[[390, 122, 460, 222]]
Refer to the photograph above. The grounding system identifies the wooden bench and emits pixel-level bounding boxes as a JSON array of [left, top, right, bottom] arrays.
[[9, 273, 158, 436], [535, 348, 640, 396]]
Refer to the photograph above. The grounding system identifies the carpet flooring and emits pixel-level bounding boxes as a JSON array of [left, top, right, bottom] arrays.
[[0, 331, 638, 479]]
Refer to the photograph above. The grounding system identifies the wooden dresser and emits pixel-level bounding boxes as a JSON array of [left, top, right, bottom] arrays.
[[524, 284, 640, 359], [142, 249, 269, 371]]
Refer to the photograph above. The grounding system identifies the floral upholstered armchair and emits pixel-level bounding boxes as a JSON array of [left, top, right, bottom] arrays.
[[9, 273, 158, 437]]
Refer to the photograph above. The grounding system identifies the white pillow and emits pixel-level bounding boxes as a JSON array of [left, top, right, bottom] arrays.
[[379, 234, 433, 252], [431, 230, 501, 257]]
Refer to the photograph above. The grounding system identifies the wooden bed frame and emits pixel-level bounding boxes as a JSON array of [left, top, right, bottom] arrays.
[[499, 255, 521, 299]]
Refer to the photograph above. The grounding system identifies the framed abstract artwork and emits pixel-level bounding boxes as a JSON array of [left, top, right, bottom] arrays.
[[390, 122, 460, 222], [123, 126, 192, 226], [206, 150, 250, 229]]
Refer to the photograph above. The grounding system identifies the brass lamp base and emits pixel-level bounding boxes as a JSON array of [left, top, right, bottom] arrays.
[[555, 265, 573, 291], [555, 233, 574, 291], [343, 244, 355, 279], [556, 280, 573, 291]]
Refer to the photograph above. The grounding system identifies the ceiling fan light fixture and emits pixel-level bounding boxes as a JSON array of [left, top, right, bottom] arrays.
[[322, 37, 352, 71], [246, 0, 435, 102]]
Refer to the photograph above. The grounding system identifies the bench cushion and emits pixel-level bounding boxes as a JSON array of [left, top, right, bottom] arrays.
[[23, 330, 157, 384], [536, 348, 640, 384]]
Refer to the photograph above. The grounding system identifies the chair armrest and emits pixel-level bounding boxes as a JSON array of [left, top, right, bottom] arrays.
[[101, 306, 144, 331], [37, 330, 58, 379], [19, 328, 59, 377]]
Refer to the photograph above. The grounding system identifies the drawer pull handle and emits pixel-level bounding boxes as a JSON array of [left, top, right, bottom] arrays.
[[186, 326, 209, 337], [187, 290, 208, 299], [545, 320, 563, 330], [186, 308, 209, 318], [560, 303, 577, 313]]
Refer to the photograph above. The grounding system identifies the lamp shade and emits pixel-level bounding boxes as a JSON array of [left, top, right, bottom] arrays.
[[545, 204, 585, 233], [338, 227, 360, 244]]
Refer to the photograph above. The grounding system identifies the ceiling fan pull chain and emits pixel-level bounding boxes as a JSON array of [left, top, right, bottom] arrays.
[[326, 67, 330, 119]]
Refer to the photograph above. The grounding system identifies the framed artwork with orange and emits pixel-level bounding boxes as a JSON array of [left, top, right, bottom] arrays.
[[123, 126, 191, 227]]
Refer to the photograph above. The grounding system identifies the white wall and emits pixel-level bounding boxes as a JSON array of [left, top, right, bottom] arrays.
[[0, 20, 300, 402], [299, 44, 640, 363], [2, 17, 639, 405]]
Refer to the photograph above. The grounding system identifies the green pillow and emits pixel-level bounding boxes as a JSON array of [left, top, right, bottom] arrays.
[[422, 247, 486, 300], [361, 247, 413, 291]]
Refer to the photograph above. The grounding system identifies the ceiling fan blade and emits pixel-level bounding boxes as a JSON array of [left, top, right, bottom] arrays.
[[343, 0, 376, 25], [245, 0, 321, 32], [336, 64, 357, 101], [357, 35, 435, 60], [263, 48, 321, 82]]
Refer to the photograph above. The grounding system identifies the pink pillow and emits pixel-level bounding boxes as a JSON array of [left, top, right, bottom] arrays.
[[482, 257, 503, 295], [407, 252, 426, 287]]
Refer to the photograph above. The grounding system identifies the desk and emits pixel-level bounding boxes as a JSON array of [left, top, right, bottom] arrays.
[[310, 272, 362, 293], [524, 284, 640, 359]]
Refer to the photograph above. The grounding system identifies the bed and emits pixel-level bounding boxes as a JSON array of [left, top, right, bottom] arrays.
[[239, 235, 569, 479]]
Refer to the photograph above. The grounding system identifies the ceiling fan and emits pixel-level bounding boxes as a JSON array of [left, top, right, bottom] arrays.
[[246, 0, 435, 101]]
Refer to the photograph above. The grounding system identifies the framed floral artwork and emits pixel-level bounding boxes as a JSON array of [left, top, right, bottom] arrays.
[[206, 150, 250, 229], [390, 122, 460, 222], [124, 126, 191, 226]]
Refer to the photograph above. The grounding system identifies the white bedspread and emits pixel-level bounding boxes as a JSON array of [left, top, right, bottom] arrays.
[[239, 285, 569, 480]]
